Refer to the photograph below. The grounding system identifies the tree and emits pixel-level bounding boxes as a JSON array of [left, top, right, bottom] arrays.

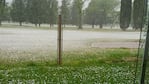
[[76, 0, 83, 29], [61, 0, 70, 28], [3, 3, 10, 22], [120, 0, 147, 30], [133, 0, 147, 30], [84, 3, 97, 28], [85, 0, 119, 28], [46, 0, 57, 28], [26, 0, 48, 27], [120, 0, 132, 31], [10, 0, 26, 26], [70, 1, 78, 26], [71, 0, 88, 29], [0, 0, 5, 26]]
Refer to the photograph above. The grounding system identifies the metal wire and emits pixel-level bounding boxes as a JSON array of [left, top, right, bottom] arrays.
[[133, 0, 148, 83], [133, 18, 148, 84], [133, 26, 143, 84]]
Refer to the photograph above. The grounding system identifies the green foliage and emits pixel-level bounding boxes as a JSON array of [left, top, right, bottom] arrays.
[[120, 0, 147, 30], [70, 1, 79, 26], [0, 48, 137, 67], [85, 0, 119, 28], [10, 0, 58, 27], [120, 0, 132, 31], [3, 4, 10, 21], [10, 0, 26, 26], [26, 0, 48, 26], [133, 0, 147, 30], [0, 0, 148, 30], [0, 65, 135, 83], [0, 0, 5, 25], [46, 0, 58, 28], [61, 0, 70, 27], [71, 0, 86, 29], [0, 49, 138, 83]]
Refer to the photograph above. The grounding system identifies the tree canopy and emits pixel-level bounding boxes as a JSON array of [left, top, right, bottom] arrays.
[[85, 0, 119, 28], [0, 0, 147, 30], [11, 0, 26, 26], [0, 0, 6, 25], [133, 0, 147, 30], [120, 0, 147, 30], [120, 0, 132, 31]]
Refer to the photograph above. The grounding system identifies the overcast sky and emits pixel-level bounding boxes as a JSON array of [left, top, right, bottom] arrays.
[[6, 0, 12, 3]]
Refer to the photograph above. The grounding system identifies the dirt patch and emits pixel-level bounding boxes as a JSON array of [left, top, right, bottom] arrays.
[[91, 42, 139, 48], [122, 57, 138, 62]]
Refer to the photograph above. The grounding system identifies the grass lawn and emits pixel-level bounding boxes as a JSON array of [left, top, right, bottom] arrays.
[[0, 48, 141, 83]]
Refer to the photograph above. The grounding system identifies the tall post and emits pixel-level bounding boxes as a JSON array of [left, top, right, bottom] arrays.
[[140, 24, 149, 84], [140, 0, 149, 83], [57, 1, 62, 65], [57, 14, 62, 65]]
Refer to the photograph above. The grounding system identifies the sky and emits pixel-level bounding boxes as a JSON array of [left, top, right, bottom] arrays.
[[6, 0, 12, 3]]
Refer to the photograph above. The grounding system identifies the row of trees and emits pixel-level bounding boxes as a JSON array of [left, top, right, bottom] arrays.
[[0, 0, 147, 30], [64, 0, 120, 29], [85, 0, 119, 28], [10, 0, 57, 27], [0, 0, 120, 29]]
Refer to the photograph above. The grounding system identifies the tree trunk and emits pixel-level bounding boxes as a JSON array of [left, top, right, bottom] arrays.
[[78, 17, 82, 29], [78, 24, 82, 29], [19, 22, 22, 26], [39, 24, 41, 27], [78, 11, 83, 29], [50, 24, 52, 28], [35, 23, 37, 27], [99, 24, 103, 29], [0, 20, 1, 26], [92, 24, 94, 29]]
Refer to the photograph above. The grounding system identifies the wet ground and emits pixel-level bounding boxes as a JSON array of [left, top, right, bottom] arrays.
[[0, 28, 140, 51]]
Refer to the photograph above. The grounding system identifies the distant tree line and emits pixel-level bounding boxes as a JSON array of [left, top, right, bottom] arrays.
[[85, 0, 119, 29], [10, 0, 58, 27], [0, 0, 147, 31], [0, 0, 120, 29]]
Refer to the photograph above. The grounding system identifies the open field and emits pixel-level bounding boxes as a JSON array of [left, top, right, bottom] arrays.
[[0, 26, 147, 83], [0, 27, 140, 51]]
